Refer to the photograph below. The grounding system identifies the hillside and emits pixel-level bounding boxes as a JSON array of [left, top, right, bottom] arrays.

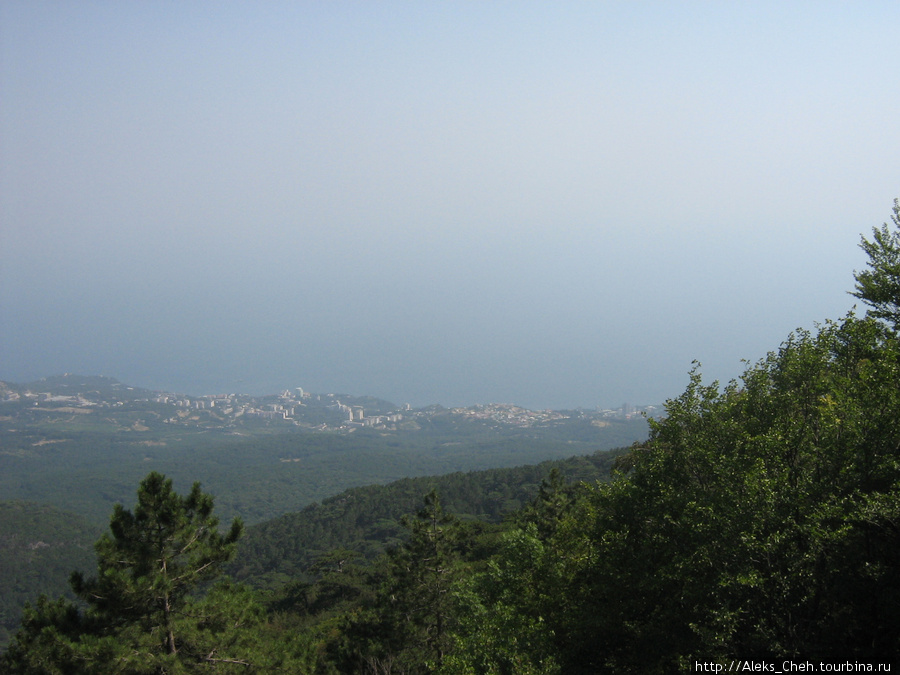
[[0, 448, 625, 652], [229, 448, 624, 588], [0, 502, 101, 648]]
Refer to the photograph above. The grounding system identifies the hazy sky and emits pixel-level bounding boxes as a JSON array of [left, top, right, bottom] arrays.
[[2, 2, 899, 409]]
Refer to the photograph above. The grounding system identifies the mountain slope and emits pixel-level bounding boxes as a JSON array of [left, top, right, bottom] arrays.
[[0, 501, 102, 648], [229, 448, 626, 588]]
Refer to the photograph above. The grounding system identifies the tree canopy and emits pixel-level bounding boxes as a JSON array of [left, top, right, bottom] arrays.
[[2, 473, 253, 673], [852, 197, 900, 326]]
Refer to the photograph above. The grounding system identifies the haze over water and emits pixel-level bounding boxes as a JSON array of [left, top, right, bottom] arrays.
[[2, 2, 899, 409]]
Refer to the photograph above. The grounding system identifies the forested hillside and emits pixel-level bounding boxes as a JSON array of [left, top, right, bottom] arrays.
[[0, 448, 624, 652], [0, 502, 101, 648], [4, 201, 900, 671], [0, 410, 647, 527], [229, 449, 623, 589]]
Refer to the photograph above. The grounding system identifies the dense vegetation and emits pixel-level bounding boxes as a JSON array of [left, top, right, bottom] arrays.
[[229, 449, 624, 590], [0, 450, 623, 651], [4, 200, 900, 671], [0, 503, 101, 648]]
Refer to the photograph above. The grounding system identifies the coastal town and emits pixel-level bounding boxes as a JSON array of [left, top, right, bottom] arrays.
[[0, 374, 659, 434]]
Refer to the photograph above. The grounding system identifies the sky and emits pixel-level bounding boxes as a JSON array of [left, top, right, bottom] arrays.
[[2, 2, 899, 410]]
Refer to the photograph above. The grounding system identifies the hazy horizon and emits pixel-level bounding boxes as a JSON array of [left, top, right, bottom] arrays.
[[2, 2, 899, 410]]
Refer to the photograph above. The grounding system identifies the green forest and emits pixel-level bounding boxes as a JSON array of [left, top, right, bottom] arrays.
[[4, 200, 900, 672], [0, 402, 647, 527]]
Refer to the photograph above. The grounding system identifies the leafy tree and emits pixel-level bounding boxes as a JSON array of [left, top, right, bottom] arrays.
[[852, 197, 900, 326], [438, 470, 598, 674], [434, 313, 900, 672], [2, 472, 255, 673], [441, 524, 562, 675], [552, 316, 900, 670]]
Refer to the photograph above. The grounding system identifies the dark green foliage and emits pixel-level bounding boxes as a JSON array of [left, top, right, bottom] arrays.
[[443, 480, 574, 675], [337, 491, 464, 674], [229, 450, 623, 588], [269, 548, 373, 622], [852, 197, 900, 326], [432, 314, 900, 672], [500, 316, 900, 671], [70, 472, 243, 654], [9, 319, 900, 670], [386, 491, 459, 669], [0, 502, 101, 649], [1, 473, 258, 673]]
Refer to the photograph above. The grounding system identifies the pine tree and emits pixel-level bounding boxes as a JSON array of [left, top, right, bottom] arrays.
[[70, 472, 243, 656], [340, 490, 461, 673], [2, 472, 251, 673], [387, 490, 459, 670]]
